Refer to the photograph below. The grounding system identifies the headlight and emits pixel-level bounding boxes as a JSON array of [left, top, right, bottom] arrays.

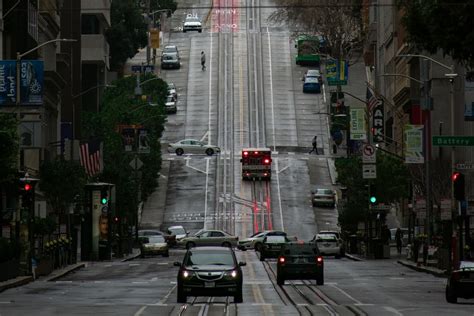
[[225, 270, 238, 278], [182, 270, 194, 278]]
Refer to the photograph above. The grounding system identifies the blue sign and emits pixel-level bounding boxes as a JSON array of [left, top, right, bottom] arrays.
[[0, 60, 44, 106], [326, 59, 348, 86], [131, 65, 154, 74]]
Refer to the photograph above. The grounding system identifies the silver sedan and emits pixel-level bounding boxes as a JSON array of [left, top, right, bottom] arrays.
[[167, 139, 220, 156]]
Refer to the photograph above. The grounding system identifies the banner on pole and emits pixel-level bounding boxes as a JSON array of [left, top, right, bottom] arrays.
[[404, 124, 424, 163]]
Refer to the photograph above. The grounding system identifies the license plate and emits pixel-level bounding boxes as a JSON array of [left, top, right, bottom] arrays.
[[205, 282, 215, 288]]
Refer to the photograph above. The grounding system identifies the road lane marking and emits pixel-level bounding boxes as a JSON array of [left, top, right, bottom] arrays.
[[128, 263, 140, 267], [150, 277, 158, 281], [204, 158, 210, 229], [133, 305, 147, 316], [329, 284, 364, 305], [155, 284, 177, 305], [266, 26, 276, 152], [383, 306, 404, 315]]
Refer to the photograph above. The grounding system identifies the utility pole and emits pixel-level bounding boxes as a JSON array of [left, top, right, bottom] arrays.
[[146, 0, 151, 65]]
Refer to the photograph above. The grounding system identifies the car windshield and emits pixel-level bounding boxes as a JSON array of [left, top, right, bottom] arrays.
[[163, 54, 177, 60], [166, 96, 174, 102], [316, 234, 337, 241], [139, 230, 162, 236], [169, 227, 186, 235], [185, 250, 234, 266], [185, 17, 200, 23], [316, 189, 333, 195], [147, 236, 165, 243], [266, 236, 286, 243], [250, 231, 263, 238], [163, 47, 177, 53]]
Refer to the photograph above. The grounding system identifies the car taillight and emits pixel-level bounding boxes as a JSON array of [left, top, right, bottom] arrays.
[[316, 256, 323, 264], [243, 151, 249, 156], [278, 257, 286, 264], [264, 158, 271, 164]]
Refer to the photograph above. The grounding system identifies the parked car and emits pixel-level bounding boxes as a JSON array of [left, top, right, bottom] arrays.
[[303, 76, 321, 93], [276, 242, 324, 285], [311, 188, 336, 207], [161, 52, 180, 69], [311, 233, 343, 258], [302, 69, 322, 81], [138, 229, 176, 247], [182, 15, 202, 33], [177, 229, 238, 249], [238, 230, 288, 251], [140, 235, 169, 257], [446, 261, 474, 303], [318, 230, 345, 255], [167, 139, 220, 156], [167, 82, 177, 100], [174, 246, 245, 303], [164, 95, 177, 114], [167, 225, 188, 241], [259, 235, 288, 261]]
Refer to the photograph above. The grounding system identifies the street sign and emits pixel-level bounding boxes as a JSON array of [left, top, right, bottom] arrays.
[[432, 136, 474, 147], [350, 107, 367, 140], [326, 59, 348, 86], [362, 164, 376, 179], [130, 156, 143, 170], [131, 65, 155, 74], [362, 144, 376, 163], [456, 163, 474, 170], [440, 198, 452, 220]]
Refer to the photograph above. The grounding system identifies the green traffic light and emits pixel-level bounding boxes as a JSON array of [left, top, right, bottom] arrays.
[[101, 198, 108, 205], [370, 196, 377, 203]]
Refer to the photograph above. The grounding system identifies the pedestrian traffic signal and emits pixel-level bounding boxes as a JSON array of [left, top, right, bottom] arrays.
[[452, 172, 465, 201], [100, 189, 108, 205]]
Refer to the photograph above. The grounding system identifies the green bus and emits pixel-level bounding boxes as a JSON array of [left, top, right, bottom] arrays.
[[295, 35, 323, 66]]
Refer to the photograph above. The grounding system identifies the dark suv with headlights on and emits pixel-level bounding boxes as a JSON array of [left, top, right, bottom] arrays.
[[276, 242, 324, 285], [174, 246, 246, 303]]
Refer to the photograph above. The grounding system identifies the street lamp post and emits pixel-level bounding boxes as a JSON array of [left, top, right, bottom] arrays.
[[14, 38, 77, 247], [397, 54, 458, 264]]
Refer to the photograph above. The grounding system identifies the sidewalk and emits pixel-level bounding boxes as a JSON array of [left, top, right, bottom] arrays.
[[0, 249, 141, 293], [344, 247, 448, 278]]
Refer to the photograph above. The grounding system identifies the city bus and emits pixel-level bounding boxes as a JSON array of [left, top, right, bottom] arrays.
[[240, 148, 272, 181], [295, 34, 323, 66]]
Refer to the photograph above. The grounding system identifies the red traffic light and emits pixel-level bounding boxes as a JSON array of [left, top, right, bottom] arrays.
[[452, 172, 460, 181], [24, 183, 32, 191]]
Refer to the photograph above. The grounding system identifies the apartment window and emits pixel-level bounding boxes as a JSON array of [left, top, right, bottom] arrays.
[[82, 14, 100, 34]]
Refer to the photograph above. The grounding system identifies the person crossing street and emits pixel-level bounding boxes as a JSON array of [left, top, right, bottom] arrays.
[[201, 51, 206, 71], [309, 135, 319, 154]]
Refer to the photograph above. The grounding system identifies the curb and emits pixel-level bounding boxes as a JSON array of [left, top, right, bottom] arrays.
[[121, 251, 142, 262], [397, 260, 447, 278], [0, 276, 33, 294], [45, 262, 86, 282], [345, 253, 364, 261]]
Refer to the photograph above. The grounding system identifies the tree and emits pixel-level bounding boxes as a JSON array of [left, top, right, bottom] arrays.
[[268, 0, 364, 61], [39, 160, 87, 214], [150, 0, 177, 15], [0, 113, 18, 184], [107, 0, 148, 72], [398, 0, 474, 68], [335, 152, 411, 233], [81, 74, 167, 225]]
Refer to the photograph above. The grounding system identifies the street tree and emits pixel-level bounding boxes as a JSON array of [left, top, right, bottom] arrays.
[[268, 0, 364, 61], [81, 74, 167, 226], [107, 0, 148, 73], [398, 0, 474, 68], [39, 160, 87, 215], [335, 152, 411, 233]]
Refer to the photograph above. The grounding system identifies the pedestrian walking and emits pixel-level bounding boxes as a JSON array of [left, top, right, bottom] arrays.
[[395, 228, 403, 255], [201, 51, 206, 71], [309, 135, 318, 154]]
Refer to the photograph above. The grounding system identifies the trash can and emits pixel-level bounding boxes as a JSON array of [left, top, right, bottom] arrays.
[[373, 238, 384, 259]]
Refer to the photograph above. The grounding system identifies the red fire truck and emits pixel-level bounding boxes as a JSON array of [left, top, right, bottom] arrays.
[[240, 148, 272, 180]]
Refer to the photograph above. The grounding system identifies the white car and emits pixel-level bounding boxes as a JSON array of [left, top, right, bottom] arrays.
[[167, 139, 220, 156], [312, 233, 344, 258], [167, 225, 188, 241], [167, 83, 177, 100], [182, 15, 202, 33], [238, 230, 288, 251], [164, 95, 177, 114]]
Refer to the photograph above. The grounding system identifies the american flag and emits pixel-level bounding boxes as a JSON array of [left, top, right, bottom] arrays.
[[366, 86, 380, 112], [79, 139, 102, 177]]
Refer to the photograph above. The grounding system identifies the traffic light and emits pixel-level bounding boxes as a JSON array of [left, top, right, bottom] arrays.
[[369, 184, 377, 204], [452, 172, 465, 201], [100, 189, 108, 205]]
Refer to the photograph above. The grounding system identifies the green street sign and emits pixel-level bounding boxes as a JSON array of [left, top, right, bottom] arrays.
[[432, 136, 474, 147]]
